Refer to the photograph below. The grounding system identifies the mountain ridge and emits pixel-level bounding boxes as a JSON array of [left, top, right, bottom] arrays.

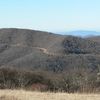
[[59, 30, 100, 37]]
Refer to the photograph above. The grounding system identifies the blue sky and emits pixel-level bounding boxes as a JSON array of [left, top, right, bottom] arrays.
[[0, 0, 100, 33]]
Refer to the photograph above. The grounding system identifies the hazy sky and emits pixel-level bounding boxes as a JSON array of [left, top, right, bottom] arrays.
[[0, 0, 100, 32]]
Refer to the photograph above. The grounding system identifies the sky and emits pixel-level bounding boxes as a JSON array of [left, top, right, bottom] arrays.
[[0, 0, 100, 34]]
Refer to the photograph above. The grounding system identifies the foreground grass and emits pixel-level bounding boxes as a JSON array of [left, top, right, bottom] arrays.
[[0, 90, 100, 100]]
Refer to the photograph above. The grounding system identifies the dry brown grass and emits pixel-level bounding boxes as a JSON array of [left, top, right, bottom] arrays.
[[0, 89, 100, 100]]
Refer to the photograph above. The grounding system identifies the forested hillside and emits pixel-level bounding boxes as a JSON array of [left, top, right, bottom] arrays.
[[0, 28, 100, 92]]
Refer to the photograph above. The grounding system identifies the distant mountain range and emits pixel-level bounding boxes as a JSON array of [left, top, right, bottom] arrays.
[[59, 30, 100, 37]]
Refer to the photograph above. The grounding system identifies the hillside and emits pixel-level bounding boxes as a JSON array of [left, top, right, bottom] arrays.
[[0, 28, 100, 92], [0, 28, 64, 68], [87, 36, 100, 43], [0, 28, 100, 70]]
